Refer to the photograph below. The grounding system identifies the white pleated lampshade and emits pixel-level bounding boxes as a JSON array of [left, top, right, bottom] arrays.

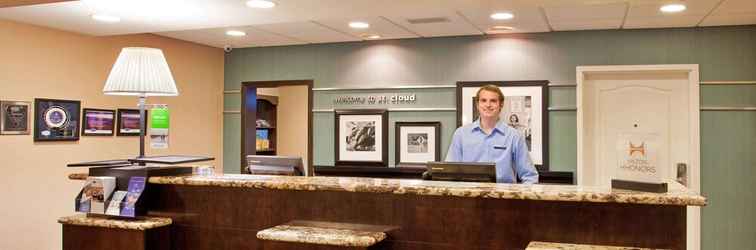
[[103, 47, 179, 96]]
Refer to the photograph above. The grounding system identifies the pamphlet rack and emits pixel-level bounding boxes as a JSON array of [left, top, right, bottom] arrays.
[[69, 155, 213, 218]]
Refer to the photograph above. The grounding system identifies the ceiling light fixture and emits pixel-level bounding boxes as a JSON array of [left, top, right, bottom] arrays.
[[490, 12, 514, 20], [246, 0, 275, 8], [226, 30, 247, 37], [362, 34, 381, 39], [490, 26, 513, 31], [349, 21, 370, 29], [91, 14, 121, 23], [660, 3, 686, 13]]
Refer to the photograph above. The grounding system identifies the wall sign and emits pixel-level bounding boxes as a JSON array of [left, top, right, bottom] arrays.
[[333, 94, 416, 105], [615, 132, 661, 183]]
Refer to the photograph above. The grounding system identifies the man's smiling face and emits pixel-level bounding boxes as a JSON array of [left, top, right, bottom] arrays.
[[477, 89, 502, 121]]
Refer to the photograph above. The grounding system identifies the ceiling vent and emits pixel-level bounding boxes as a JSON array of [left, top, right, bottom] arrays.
[[406, 17, 450, 24]]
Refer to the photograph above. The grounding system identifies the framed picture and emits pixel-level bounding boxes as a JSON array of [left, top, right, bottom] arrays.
[[456, 81, 549, 171], [335, 109, 388, 167], [395, 121, 441, 166], [117, 109, 146, 136], [82, 109, 115, 136], [1, 100, 31, 135], [33, 98, 81, 141]]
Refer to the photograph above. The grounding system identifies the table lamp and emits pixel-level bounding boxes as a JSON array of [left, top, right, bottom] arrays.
[[103, 47, 178, 159]]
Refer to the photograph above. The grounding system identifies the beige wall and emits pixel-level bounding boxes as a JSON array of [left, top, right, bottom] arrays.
[[276, 85, 309, 175], [0, 19, 224, 250]]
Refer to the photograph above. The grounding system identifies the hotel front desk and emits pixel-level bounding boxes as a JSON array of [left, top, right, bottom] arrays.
[[63, 173, 705, 250]]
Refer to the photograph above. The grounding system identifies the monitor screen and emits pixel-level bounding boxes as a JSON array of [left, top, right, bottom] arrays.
[[425, 161, 496, 182], [246, 155, 303, 176]]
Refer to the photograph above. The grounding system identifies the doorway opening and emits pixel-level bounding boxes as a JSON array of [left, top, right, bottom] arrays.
[[241, 80, 313, 176]]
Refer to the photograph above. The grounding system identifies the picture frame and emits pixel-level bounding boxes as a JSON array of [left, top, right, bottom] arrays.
[[1, 100, 31, 135], [33, 98, 81, 141], [335, 109, 388, 167], [117, 109, 147, 136], [81, 108, 115, 136], [456, 81, 549, 171], [395, 121, 441, 166]]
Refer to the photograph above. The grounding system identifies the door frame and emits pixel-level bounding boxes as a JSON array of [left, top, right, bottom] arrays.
[[576, 64, 700, 250], [241, 80, 314, 176]]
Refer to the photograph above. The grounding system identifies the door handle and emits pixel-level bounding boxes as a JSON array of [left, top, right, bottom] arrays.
[[676, 163, 688, 187]]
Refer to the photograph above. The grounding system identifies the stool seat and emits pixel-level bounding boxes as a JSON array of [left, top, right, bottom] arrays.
[[256, 220, 395, 247], [527, 241, 670, 250]]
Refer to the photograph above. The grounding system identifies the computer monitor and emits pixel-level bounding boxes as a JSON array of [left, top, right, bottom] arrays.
[[246, 155, 304, 176], [424, 161, 496, 182]]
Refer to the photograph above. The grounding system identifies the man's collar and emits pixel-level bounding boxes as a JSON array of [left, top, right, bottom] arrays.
[[472, 118, 507, 135]]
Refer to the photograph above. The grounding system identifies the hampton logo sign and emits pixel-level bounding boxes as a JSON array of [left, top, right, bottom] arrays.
[[619, 141, 656, 174]]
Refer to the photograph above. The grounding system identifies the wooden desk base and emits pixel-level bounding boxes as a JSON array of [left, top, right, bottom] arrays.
[[62, 224, 170, 250], [150, 185, 685, 250]]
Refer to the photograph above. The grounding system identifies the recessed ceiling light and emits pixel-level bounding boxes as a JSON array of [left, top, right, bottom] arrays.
[[246, 0, 275, 8], [660, 3, 686, 13], [490, 12, 514, 20], [349, 21, 370, 29], [362, 34, 381, 39], [490, 26, 514, 31], [91, 14, 120, 23], [226, 30, 247, 37]]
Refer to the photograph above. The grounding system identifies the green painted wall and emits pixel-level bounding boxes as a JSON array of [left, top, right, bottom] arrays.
[[223, 25, 756, 249]]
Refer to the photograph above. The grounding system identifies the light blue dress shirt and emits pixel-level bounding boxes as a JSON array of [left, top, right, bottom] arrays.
[[445, 119, 539, 184]]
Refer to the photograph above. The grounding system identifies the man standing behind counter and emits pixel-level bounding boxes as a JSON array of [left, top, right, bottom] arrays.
[[446, 85, 539, 184]]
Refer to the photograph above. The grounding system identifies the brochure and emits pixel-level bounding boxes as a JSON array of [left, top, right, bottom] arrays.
[[105, 191, 128, 216], [120, 176, 146, 217]]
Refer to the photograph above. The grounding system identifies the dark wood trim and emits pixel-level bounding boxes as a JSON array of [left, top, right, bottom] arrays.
[[240, 85, 256, 172], [334, 109, 389, 167], [394, 121, 441, 166], [455, 80, 550, 171], [81, 108, 115, 136], [241, 80, 314, 175]]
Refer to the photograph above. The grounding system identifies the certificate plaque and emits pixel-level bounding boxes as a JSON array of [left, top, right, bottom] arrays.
[[34, 98, 81, 141], [0, 101, 31, 135]]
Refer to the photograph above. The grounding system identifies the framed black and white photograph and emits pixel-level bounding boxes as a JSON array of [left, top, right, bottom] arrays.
[[117, 109, 146, 136], [33, 98, 81, 141], [1, 100, 31, 135], [335, 109, 388, 167], [457, 81, 549, 170], [82, 108, 115, 136], [395, 121, 441, 166]]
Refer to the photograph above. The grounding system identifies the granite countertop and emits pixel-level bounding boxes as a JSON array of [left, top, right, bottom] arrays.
[[527, 241, 668, 250], [257, 224, 387, 247], [68, 173, 88, 180], [58, 214, 172, 230], [149, 174, 706, 206]]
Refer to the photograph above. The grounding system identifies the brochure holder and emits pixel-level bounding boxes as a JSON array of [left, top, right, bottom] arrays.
[[69, 155, 211, 218], [86, 166, 192, 218]]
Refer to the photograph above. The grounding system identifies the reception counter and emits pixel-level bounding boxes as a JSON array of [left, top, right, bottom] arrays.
[[67, 173, 705, 249]]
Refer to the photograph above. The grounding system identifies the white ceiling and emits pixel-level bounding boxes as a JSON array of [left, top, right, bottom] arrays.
[[0, 0, 754, 48]]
